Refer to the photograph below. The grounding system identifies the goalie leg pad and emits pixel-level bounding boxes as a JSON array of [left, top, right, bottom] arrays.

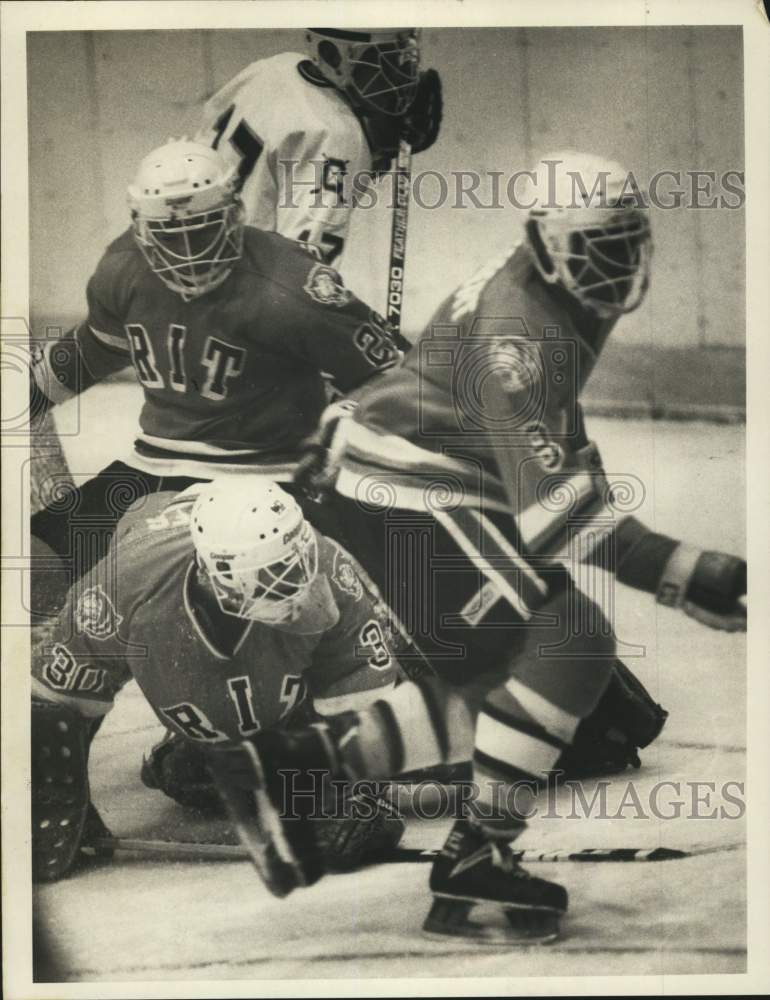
[[32, 700, 91, 882]]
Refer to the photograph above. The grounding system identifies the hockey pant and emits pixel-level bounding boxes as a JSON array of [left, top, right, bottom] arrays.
[[324, 496, 616, 837]]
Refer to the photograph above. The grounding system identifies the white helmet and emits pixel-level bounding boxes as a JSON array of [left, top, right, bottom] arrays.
[[524, 151, 652, 317], [190, 479, 318, 624], [127, 139, 244, 301], [306, 28, 420, 116]]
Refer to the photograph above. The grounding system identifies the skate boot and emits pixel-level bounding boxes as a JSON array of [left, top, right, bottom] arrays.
[[424, 819, 568, 944], [204, 725, 340, 898]]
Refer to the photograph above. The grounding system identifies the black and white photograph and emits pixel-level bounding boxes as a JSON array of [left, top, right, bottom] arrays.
[[2, 0, 769, 995]]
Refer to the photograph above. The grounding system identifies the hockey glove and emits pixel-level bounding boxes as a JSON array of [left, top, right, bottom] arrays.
[[555, 660, 668, 778], [657, 546, 746, 632], [315, 790, 405, 871], [364, 68, 443, 172], [294, 399, 358, 498], [141, 730, 224, 814], [612, 519, 746, 632], [402, 68, 443, 154]]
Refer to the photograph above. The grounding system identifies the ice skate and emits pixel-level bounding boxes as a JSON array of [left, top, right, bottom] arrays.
[[424, 820, 568, 944]]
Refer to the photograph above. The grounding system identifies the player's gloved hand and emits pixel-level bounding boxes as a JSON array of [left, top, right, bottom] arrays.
[[657, 546, 746, 632], [141, 730, 224, 814], [315, 789, 405, 871], [402, 68, 442, 154], [364, 69, 442, 173], [294, 399, 358, 498], [555, 660, 668, 778], [684, 592, 747, 631]]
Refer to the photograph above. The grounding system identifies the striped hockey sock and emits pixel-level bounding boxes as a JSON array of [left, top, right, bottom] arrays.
[[471, 677, 582, 839]]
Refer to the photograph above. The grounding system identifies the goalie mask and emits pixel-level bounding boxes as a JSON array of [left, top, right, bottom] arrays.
[[306, 28, 420, 116], [128, 139, 244, 301], [190, 480, 319, 624], [525, 151, 652, 317]]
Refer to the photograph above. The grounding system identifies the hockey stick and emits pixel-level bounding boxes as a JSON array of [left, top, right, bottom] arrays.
[[386, 138, 412, 342], [380, 843, 744, 863], [93, 837, 742, 864]]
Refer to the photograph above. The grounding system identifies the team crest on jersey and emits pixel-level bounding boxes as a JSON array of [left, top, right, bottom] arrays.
[[332, 556, 363, 602], [74, 585, 123, 640], [525, 422, 565, 471], [304, 264, 351, 307]]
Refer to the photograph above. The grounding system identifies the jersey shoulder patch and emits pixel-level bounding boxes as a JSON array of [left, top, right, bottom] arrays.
[[329, 545, 364, 602], [74, 585, 123, 641], [303, 262, 351, 307], [240, 229, 352, 309]]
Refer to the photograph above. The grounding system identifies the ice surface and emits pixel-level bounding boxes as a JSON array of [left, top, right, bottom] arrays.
[[36, 386, 746, 980]]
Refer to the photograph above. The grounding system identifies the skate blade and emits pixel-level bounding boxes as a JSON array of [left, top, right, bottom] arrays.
[[423, 897, 561, 946], [208, 746, 305, 899]]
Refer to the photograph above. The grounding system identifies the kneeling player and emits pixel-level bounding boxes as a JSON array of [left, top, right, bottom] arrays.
[[210, 152, 746, 942], [31, 478, 407, 883]]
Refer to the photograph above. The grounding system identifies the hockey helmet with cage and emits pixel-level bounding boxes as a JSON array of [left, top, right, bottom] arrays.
[[128, 139, 244, 301], [306, 28, 420, 116], [190, 479, 319, 624], [525, 151, 652, 317]]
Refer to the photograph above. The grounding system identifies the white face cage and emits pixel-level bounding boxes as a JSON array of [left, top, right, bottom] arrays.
[[308, 29, 420, 116], [133, 202, 244, 302], [527, 202, 652, 317], [206, 521, 319, 624]]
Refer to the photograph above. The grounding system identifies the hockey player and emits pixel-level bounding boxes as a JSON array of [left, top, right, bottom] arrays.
[[31, 478, 407, 883], [196, 28, 441, 264], [29, 138, 402, 593], [205, 153, 747, 941]]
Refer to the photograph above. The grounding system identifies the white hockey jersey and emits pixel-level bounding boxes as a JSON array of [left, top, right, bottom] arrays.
[[197, 52, 374, 265]]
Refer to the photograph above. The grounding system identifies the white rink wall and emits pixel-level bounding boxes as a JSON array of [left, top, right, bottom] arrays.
[[28, 27, 744, 352]]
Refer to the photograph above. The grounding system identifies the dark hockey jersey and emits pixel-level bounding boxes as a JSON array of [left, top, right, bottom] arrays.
[[31, 489, 400, 743], [36, 226, 400, 479], [337, 243, 618, 556]]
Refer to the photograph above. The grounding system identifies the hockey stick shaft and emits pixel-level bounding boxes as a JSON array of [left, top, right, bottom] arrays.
[[386, 138, 412, 340], [94, 838, 740, 864]]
